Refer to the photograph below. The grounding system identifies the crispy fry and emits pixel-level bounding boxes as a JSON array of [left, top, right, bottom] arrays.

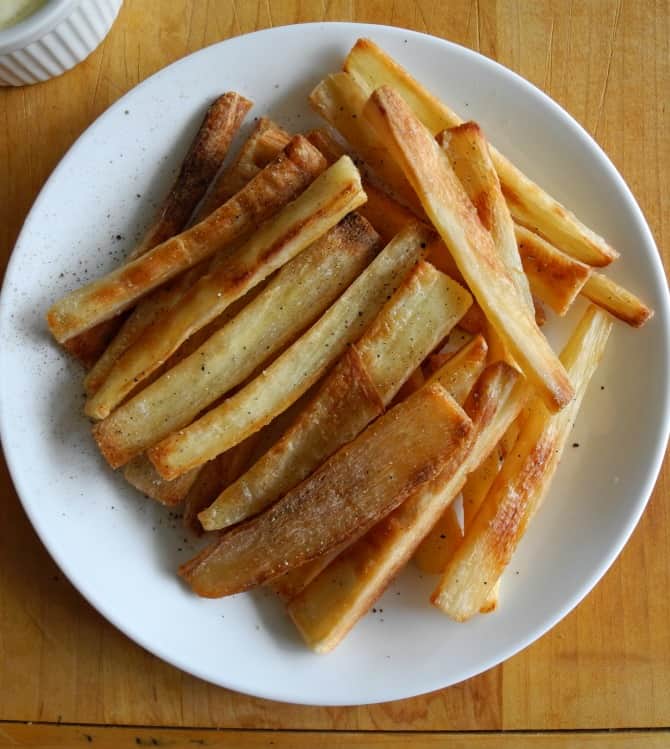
[[148, 223, 430, 480], [198, 260, 471, 530], [85, 123, 292, 394], [412, 504, 462, 575], [581, 271, 654, 327], [344, 38, 618, 266], [93, 214, 379, 468], [287, 362, 523, 652], [194, 119, 290, 220], [364, 85, 573, 412], [179, 383, 472, 598], [515, 224, 592, 316], [425, 334, 489, 403], [63, 93, 252, 366], [85, 153, 363, 420], [47, 136, 327, 344], [310, 72, 424, 215], [439, 123, 534, 314], [129, 92, 253, 259], [123, 454, 200, 506], [268, 546, 347, 603], [432, 306, 612, 620]]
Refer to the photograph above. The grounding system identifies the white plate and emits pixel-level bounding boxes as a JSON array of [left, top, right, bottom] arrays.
[[1, 23, 669, 706]]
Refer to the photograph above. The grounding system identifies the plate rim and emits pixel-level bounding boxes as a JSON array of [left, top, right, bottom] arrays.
[[1, 21, 669, 706]]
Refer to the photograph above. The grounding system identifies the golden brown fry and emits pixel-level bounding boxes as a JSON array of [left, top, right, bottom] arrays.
[[129, 92, 253, 259], [268, 546, 348, 604], [194, 119, 291, 220], [581, 271, 654, 327], [148, 223, 430, 480], [85, 123, 291, 394], [179, 383, 472, 598], [432, 306, 612, 620], [123, 454, 200, 507], [344, 38, 618, 266], [439, 123, 534, 314], [412, 504, 462, 575], [515, 224, 592, 316], [198, 260, 470, 530], [93, 214, 379, 468], [309, 72, 424, 215], [86, 153, 363, 420], [63, 93, 252, 366], [364, 85, 573, 412], [425, 334, 489, 403], [287, 362, 523, 652], [47, 135, 327, 344]]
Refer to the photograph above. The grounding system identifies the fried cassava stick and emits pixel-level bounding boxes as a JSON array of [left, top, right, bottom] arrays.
[[47, 135, 327, 344], [364, 85, 574, 412], [344, 38, 618, 266], [148, 223, 431, 479], [93, 214, 380, 468], [198, 259, 471, 530], [63, 92, 252, 366], [86, 153, 365, 419], [179, 382, 472, 597], [432, 306, 612, 620]]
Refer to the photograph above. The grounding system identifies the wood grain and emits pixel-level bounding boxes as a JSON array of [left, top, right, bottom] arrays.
[[0, 0, 668, 739], [1, 724, 669, 749]]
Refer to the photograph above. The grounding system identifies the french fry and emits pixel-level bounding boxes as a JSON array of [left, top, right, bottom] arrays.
[[129, 92, 253, 259], [198, 260, 471, 530], [93, 214, 380, 468], [515, 225, 592, 315], [310, 72, 424, 215], [268, 547, 347, 603], [85, 154, 365, 420], [581, 271, 654, 327], [364, 85, 574, 412], [412, 503, 462, 575], [439, 123, 534, 314], [432, 306, 612, 620], [148, 223, 430, 480], [391, 365, 425, 405], [287, 362, 524, 652], [194, 119, 291, 220], [62, 93, 252, 367], [344, 38, 618, 266], [47, 135, 327, 344], [122, 455, 200, 507], [179, 382, 472, 598], [425, 334, 488, 403], [84, 123, 292, 395]]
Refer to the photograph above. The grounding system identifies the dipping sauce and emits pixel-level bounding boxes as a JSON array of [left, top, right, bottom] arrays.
[[0, 0, 49, 30]]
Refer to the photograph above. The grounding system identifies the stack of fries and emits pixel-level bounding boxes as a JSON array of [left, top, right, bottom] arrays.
[[47, 39, 653, 653]]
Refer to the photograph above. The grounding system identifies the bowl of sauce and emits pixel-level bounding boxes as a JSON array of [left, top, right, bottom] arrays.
[[0, 0, 123, 85]]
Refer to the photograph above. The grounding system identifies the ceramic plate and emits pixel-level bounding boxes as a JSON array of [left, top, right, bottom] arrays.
[[1, 23, 668, 706]]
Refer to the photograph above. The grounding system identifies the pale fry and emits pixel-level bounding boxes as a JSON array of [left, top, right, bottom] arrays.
[[344, 38, 618, 266], [93, 214, 379, 468], [515, 224, 592, 316], [412, 503, 462, 575], [581, 271, 654, 327], [425, 334, 488, 403], [198, 260, 471, 531], [148, 223, 430, 480], [123, 454, 200, 506], [439, 123, 534, 314], [47, 135, 327, 343], [364, 85, 574, 412], [287, 363, 523, 652], [432, 306, 612, 620], [309, 72, 424, 215], [268, 545, 349, 604], [179, 383, 472, 598], [86, 154, 365, 420]]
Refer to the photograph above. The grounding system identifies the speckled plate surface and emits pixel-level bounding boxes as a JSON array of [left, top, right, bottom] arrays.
[[1, 23, 669, 706]]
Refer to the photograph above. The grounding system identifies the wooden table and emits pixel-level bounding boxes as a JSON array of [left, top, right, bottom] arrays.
[[1, 1, 668, 746]]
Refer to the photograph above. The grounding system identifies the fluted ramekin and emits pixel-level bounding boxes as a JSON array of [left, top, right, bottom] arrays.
[[0, 0, 122, 86]]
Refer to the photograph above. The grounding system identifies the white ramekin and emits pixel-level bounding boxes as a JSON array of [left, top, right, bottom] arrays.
[[0, 0, 123, 86]]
